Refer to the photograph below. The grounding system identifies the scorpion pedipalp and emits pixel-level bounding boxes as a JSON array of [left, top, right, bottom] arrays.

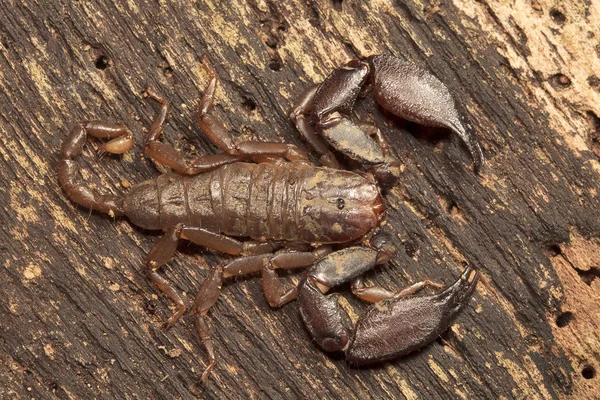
[[298, 242, 480, 364], [292, 54, 485, 175]]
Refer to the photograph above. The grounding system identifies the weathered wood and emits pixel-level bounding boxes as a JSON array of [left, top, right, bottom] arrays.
[[1, 0, 599, 398]]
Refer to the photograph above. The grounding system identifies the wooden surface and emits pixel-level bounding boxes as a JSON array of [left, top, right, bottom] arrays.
[[1, 1, 599, 399]]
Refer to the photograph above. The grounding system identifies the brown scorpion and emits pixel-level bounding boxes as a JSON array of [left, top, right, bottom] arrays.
[[59, 55, 481, 383]]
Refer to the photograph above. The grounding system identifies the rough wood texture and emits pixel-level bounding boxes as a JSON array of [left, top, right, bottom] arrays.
[[1, 1, 599, 398]]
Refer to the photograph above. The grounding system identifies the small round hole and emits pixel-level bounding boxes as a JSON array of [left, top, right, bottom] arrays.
[[403, 240, 419, 258], [556, 311, 573, 327], [582, 365, 596, 380], [547, 244, 562, 257], [448, 202, 460, 216], [242, 96, 257, 111], [269, 58, 282, 71], [95, 55, 109, 70], [549, 8, 566, 25], [162, 66, 174, 78], [549, 73, 571, 89], [265, 39, 278, 49], [145, 300, 157, 314]]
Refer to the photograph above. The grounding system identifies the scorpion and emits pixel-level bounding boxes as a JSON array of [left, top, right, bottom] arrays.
[[59, 54, 481, 383]]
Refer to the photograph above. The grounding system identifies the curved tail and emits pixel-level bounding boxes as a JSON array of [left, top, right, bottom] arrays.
[[58, 121, 133, 217]]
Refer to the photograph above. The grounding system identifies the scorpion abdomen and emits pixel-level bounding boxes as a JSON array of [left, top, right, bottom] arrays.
[[123, 162, 305, 240], [207, 162, 305, 240]]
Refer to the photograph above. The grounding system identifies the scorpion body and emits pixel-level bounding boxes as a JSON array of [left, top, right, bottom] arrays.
[[60, 55, 481, 383], [124, 162, 384, 243]]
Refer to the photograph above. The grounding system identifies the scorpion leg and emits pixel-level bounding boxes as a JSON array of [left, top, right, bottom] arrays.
[[191, 247, 328, 383], [197, 71, 310, 164], [222, 247, 331, 307], [191, 264, 223, 384], [350, 276, 444, 303], [143, 87, 243, 175], [59, 121, 133, 215], [146, 224, 268, 330], [290, 83, 340, 168], [146, 225, 188, 330]]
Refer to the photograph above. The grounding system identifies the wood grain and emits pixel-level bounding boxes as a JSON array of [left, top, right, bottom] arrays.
[[1, 0, 599, 398]]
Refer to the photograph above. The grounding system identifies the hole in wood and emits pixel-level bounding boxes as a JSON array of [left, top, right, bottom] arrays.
[[309, 3, 322, 27], [448, 202, 460, 217], [549, 8, 566, 25], [555, 311, 573, 327], [576, 266, 600, 286], [269, 58, 282, 71], [332, 0, 343, 11], [265, 37, 278, 49], [162, 66, 174, 78], [549, 73, 571, 89], [145, 299, 157, 314], [403, 239, 419, 258], [547, 244, 562, 257], [586, 111, 600, 159], [242, 96, 257, 111], [95, 55, 109, 70], [582, 365, 596, 380], [588, 75, 600, 92]]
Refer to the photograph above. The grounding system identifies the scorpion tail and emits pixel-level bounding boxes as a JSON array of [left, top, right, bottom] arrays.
[[58, 121, 134, 217]]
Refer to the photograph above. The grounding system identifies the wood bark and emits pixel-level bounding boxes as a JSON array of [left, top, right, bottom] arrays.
[[1, 0, 599, 398]]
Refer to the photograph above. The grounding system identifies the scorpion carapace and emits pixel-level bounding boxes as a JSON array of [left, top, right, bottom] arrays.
[[59, 55, 480, 383]]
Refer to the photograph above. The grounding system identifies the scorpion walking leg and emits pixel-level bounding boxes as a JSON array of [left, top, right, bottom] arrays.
[[145, 225, 188, 330], [59, 121, 133, 215], [146, 224, 266, 330], [143, 87, 242, 175], [350, 276, 444, 303], [191, 264, 223, 384], [191, 249, 322, 383], [197, 71, 310, 164], [222, 247, 331, 307], [290, 83, 339, 168]]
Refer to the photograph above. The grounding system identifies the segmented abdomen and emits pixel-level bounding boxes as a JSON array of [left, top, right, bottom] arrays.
[[124, 162, 305, 241]]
